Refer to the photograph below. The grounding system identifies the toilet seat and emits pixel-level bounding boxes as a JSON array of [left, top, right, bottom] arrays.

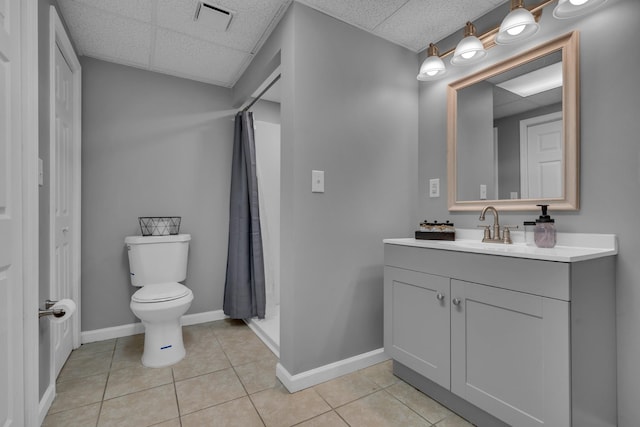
[[132, 282, 191, 303]]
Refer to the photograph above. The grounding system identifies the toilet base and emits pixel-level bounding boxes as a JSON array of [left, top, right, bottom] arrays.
[[141, 319, 186, 368]]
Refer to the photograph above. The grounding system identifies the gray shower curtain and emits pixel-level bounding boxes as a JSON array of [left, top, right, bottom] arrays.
[[223, 111, 266, 319]]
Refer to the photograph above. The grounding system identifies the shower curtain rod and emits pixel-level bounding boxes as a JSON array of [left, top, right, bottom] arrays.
[[242, 74, 281, 112]]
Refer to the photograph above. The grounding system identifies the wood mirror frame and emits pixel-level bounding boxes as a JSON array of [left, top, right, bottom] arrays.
[[447, 31, 579, 211]]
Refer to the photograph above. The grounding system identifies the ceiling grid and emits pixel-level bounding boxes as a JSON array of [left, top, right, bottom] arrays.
[[57, 0, 511, 87]]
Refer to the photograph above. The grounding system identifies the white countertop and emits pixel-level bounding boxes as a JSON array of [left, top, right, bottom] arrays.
[[384, 229, 618, 262]]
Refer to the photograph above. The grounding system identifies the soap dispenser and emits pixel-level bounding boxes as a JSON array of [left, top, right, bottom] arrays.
[[534, 204, 556, 248]]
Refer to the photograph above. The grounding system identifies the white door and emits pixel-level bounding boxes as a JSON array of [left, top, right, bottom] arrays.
[[520, 112, 563, 199], [0, 0, 25, 425], [51, 42, 76, 377]]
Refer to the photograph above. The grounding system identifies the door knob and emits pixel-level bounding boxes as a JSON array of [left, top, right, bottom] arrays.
[[452, 298, 461, 306], [436, 292, 445, 301]]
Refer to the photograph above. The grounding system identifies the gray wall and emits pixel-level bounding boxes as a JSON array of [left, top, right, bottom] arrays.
[[251, 3, 418, 375], [236, 3, 418, 376], [251, 99, 281, 124], [457, 81, 495, 200], [81, 58, 235, 331], [418, 0, 640, 425]]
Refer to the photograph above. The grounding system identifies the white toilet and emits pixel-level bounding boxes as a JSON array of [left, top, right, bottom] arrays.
[[125, 233, 193, 368]]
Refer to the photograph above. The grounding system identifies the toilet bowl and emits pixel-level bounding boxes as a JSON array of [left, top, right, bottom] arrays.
[[130, 282, 194, 367], [125, 234, 192, 368]]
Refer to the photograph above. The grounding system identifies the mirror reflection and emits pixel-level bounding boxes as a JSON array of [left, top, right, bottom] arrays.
[[457, 51, 563, 201], [447, 31, 579, 211]]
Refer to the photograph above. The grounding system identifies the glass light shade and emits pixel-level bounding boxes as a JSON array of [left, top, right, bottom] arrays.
[[495, 7, 539, 44], [553, 0, 607, 19], [451, 35, 486, 66], [417, 55, 446, 81]]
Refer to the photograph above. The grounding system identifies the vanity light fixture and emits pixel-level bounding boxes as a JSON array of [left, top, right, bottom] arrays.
[[553, 0, 608, 19], [495, 0, 540, 45], [451, 22, 487, 66], [416, 0, 607, 82], [417, 43, 446, 81]]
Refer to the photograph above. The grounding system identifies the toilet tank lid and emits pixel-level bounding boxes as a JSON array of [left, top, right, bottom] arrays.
[[125, 234, 191, 244]]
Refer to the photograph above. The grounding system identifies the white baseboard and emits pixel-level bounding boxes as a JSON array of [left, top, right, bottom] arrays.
[[81, 309, 227, 344], [276, 348, 389, 393], [38, 383, 56, 426], [181, 309, 227, 326]]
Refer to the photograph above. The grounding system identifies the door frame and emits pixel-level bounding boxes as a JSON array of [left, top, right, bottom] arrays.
[[21, 0, 41, 425], [519, 111, 563, 199], [48, 3, 82, 382]]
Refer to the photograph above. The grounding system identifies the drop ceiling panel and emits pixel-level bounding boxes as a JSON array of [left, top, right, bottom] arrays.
[[296, 0, 409, 31], [58, 0, 152, 68], [68, 0, 154, 23], [156, 0, 286, 53], [153, 28, 252, 86], [374, 0, 505, 51], [528, 87, 563, 108], [57, 0, 512, 88]]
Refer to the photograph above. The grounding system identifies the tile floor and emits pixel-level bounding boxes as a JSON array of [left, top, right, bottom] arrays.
[[43, 319, 474, 427]]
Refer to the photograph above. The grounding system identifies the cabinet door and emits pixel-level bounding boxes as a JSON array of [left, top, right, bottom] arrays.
[[450, 279, 570, 427], [384, 267, 450, 389]]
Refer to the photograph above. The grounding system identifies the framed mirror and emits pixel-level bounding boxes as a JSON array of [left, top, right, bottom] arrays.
[[447, 31, 579, 211]]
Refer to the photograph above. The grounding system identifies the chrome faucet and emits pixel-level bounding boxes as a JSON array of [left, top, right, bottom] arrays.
[[479, 206, 503, 243]]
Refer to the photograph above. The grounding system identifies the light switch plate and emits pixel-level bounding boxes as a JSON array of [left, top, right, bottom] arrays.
[[480, 184, 487, 200], [38, 157, 44, 186], [429, 179, 440, 198], [312, 170, 324, 193]]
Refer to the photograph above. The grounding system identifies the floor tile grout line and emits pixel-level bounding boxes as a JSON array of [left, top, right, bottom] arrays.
[[93, 343, 117, 427], [185, 330, 273, 425], [42, 400, 104, 420], [289, 408, 343, 427], [313, 372, 386, 412], [229, 361, 252, 397], [179, 323, 264, 419], [379, 387, 438, 426], [334, 409, 353, 427], [56, 348, 114, 384], [182, 394, 268, 426], [170, 367, 184, 427], [382, 380, 470, 426], [245, 392, 269, 427]]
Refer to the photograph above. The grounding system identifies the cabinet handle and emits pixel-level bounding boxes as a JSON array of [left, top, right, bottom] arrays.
[[436, 292, 444, 301], [452, 297, 461, 306]]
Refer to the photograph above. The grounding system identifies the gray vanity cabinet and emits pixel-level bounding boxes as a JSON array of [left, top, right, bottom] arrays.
[[384, 267, 451, 389], [384, 242, 616, 427], [449, 279, 569, 427]]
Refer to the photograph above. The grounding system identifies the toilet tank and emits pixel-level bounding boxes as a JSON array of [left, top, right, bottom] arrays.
[[125, 234, 191, 287]]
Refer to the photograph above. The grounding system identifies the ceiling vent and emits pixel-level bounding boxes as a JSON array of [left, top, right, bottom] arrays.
[[193, 1, 233, 31]]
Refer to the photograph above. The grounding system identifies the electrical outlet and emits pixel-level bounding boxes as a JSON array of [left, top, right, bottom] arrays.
[[429, 179, 440, 198], [480, 184, 487, 200]]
